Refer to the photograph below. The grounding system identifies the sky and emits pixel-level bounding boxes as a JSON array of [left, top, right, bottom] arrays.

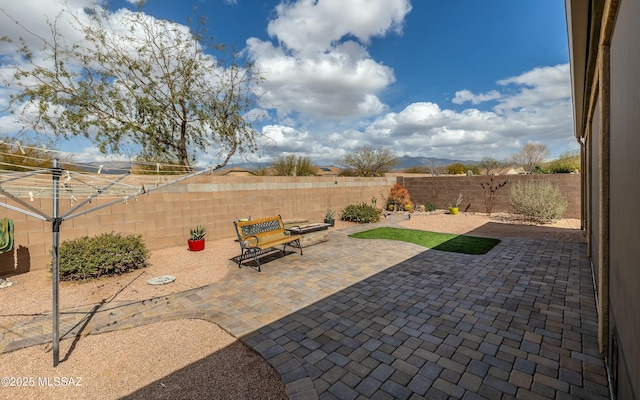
[[0, 0, 575, 167]]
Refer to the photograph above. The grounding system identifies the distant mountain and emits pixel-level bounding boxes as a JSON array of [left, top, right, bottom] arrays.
[[221, 161, 271, 170], [70, 161, 133, 174], [70, 156, 477, 174], [392, 155, 476, 170], [71, 160, 269, 174]]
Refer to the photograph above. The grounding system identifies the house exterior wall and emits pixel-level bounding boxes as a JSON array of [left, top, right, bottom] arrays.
[[590, 98, 601, 288], [608, 0, 640, 397], [566, 0, 639, 398]]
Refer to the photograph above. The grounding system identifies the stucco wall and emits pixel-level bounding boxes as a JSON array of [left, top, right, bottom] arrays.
[[590, 98, 601, 288], [609, 0, 640, 396]]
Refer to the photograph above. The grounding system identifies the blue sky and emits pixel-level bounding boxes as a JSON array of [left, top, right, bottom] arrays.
[[0, 0, 574, 167]]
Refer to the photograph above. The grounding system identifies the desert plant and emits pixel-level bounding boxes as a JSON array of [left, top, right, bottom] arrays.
[[58, 233, 150, 281], [325, 209, 336, 220], [480, 178, 509, 215], [189, 225, 207, 241], [341, 203, 381, 223], [424, 202, 436, 212], [387, 184, 411, 210], [509, 180, 567, 223], [449, 193, 463, 208]]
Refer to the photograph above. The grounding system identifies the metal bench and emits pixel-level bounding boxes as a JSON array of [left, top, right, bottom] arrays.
[[233, 215, 303, 272]]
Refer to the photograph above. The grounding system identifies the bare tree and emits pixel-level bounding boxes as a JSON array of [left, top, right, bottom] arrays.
[[427, 160, 443, 176], [1, 4, 263, 171], [478, 156, 507, 175], [512, 143, 550, 174], [336, 146, 397, 177]]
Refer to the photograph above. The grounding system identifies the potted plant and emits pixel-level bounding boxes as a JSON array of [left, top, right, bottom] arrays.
[[324, 209, 335, 227], [448, 193, 463, 215], [188, 225, 206, 251]]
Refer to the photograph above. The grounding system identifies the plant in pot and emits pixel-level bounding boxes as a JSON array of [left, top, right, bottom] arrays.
[[188, 225, 206, 251], [448, 193, 463, 215], [324, 209, 336, 227]]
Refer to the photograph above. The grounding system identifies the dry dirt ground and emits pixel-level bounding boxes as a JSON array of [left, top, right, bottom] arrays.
[[0, 212, 583, 399]]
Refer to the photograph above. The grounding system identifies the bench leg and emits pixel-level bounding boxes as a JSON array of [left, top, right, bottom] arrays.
[[253, 252, 262, 272], [284, 239, 303, 256], [238, 248, 263, 272]]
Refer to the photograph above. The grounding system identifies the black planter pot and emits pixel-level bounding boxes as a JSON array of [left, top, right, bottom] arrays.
[[324, 218, 335, 227]]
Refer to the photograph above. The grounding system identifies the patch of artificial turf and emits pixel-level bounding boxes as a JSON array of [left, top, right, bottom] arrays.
[[349, 227, 500, 255]]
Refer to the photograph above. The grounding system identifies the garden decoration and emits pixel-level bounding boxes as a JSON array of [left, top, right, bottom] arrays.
[[449, 193, 463, 215]]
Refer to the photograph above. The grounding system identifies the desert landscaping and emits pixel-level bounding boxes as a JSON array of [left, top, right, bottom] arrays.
[[0, 211, 584, 399]]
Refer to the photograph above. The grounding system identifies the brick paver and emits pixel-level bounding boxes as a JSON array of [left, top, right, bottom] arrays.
[[0, 214, 609, 399]]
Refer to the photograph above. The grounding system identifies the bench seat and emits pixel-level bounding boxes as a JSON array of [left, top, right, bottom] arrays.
[[233, 215, 302, 272]]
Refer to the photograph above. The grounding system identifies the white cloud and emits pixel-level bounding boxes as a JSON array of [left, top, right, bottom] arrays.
[[495, 64, 571, 112], [452, 89, 502, 105], [264, 63, 575, 164], [247, 0, 411, 121], [267, 0, 411, 54]]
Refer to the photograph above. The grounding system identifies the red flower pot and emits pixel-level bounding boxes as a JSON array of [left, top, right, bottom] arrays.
[[188, 239, 205, 251]]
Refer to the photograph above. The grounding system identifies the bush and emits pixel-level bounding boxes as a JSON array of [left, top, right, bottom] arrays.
[[549, 165, 574, 174], [424, 202, 436, 212], [387, 183, 411, 210], [58, 232, 150, 281], [509, 180, 567, 223], [341, 203, 381, 223]]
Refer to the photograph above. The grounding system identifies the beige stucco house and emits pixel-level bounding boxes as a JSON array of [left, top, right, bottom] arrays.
[[565, 0, 639, 398]]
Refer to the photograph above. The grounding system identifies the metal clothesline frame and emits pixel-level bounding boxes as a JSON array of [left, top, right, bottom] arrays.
[[0, 159, 215, 366]]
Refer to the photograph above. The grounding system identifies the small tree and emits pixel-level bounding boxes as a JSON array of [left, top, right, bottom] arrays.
[[480, 178, 509, 215], [478, 157, 507, 176], [445, 163, 466, 175], [547, 149, 580, 173], [1, 4, 263, 171], [512, 143, 550, 174], [336, 146, 397, 177], [387, 183, 411, 210], [271, 154, 315, 176]]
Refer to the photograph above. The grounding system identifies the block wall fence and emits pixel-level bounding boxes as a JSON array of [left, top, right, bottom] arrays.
[[398, 174, 581, 220], [0, 173, 580, 273]]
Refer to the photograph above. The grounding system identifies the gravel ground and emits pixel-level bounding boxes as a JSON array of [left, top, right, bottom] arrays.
[[0, 211, 583, 399]]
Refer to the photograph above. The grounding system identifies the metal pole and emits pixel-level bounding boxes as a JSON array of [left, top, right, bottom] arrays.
[[51, 159, 61, 367]]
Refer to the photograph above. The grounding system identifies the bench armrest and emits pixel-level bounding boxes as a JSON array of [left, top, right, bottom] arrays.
[[241, 235, 259, 248]]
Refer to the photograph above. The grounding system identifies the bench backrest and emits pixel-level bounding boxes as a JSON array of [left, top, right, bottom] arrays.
[[234, 215, 285, 242]]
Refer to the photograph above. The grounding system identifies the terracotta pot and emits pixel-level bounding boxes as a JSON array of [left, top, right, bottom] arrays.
[[188, 238, 205, 251]]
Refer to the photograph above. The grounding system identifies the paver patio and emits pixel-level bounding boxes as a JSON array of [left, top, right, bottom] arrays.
[[0, 215, 610, 399]]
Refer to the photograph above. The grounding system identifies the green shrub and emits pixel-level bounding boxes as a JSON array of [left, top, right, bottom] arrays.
[[341, 203, 381, 223], [549, 165, 574, 174], [57, 232, 150, 281], [424, 202, 436, 212], [509, 180, 567, 223]]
